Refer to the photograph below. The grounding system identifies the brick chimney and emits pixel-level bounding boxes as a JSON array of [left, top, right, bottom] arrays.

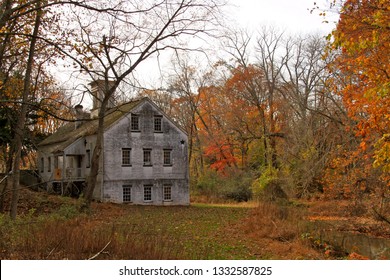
[[90, 79, 116, 118], [74, 104, 90, 128]]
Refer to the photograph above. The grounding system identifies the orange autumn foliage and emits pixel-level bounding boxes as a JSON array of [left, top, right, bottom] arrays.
[[195, 64, 286, 174], [325, 0, 390, 197], [196, 86, 240, 173], [196, 70, 265, 174]]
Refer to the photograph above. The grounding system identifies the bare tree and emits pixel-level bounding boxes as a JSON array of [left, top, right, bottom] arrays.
[[9, 0, 43, 219], [220, 27, 347, 197], [277, 34, 343, 196], [0, 0, 76, 217], [221, 27, 287, 168], [166, 52, 218, 176], [253, 26, 290, 168]]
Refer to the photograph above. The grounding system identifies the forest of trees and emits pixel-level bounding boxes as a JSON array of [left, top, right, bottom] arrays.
[[0, 0, 389, 220]]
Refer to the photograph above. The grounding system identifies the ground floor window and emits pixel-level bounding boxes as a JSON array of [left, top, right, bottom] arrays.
[[144, 185, 152, 201], [123, 185, 132, 202], [163, 185, 172, 201]]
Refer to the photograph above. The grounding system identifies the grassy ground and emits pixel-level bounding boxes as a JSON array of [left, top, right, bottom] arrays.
[[0, 188, 326, 260], [7, 187, 389, 260]]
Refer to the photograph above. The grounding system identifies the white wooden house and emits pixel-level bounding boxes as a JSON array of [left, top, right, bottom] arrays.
[[37, 85, 189, 205]]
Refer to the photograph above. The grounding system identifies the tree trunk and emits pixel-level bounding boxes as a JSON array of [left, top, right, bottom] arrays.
[[0, 146, 13, 212], [81, 116, 104, 210], [0, 0, 13, 31], [81, 91, 110, 211], [10, 0, 42, 220], [268, 90, 278, 169]]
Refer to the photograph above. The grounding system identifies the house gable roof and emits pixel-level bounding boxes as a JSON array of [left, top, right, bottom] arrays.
[[38, 98, 143, 152]]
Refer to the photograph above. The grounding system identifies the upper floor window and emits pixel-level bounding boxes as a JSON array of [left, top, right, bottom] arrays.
[[131, 114, 140, 131], [122, 148, 131, 166], [143, 149, 152, 166], [154, 115, 163, 132], [163, 149, 172, 166]]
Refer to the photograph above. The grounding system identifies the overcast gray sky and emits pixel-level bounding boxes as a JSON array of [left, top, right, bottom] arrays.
[[226, 0, 337, 34]]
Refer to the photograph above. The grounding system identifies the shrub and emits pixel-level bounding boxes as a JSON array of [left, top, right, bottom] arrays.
[[251, 167, 288, 201], [192, 169, 253, 202], [222, 171, 253, 202], [193, 169, 222, 197]]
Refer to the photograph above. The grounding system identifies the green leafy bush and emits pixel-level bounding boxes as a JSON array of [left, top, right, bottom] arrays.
[[251, 166, 287, 201], [193, 169, 253, 202]]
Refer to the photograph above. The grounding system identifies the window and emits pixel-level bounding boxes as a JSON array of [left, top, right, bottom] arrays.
[[122, 148, 131, 166], [144, 185, 152, 201], [143, 149, 152, 166], [154, 115, 163, 132], [163, 185, 172, 201], [86, 150, 91, 168], [40, 157, 44, 173], [123, 185, 132, 203], [48, 157, 51, 172], [131, 114, 140, 131], [163, 149, 172, 166]]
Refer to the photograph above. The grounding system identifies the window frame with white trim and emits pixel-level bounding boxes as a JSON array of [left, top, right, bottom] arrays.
[[130, 114, 140, 131], [143, 185, 153, 202], [163, 149, 172, 166], [143, 149, 152, 166], [122, 185, 132, 203], [122, 148, 132, 166], [154, 115, 163, 133], [163, 184, 172, 201]]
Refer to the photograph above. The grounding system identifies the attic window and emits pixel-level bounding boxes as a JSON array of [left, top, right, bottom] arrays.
[[131, 114, 140, 131], [154, 115, 163, 132]]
